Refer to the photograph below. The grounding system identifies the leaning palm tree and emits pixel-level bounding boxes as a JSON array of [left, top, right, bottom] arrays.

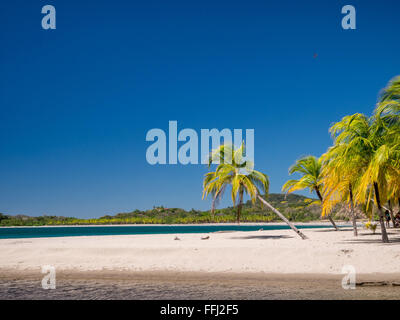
[[203, 143, 308, 239], [282, 155, 338, 230]]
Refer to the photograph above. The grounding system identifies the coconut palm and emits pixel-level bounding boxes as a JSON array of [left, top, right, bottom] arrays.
[[375, 76, 400, 227], [203, 143, 308, 239], [386, 169, 400, 228], [203, 144, 267, 223], [320, 163, 359, 235], [383, 140, 400, 228], [321, 114, 372, 236], [356, 139, 399, 243], [282, 155, 338, 230], [327, 113, 394, 243], [375, 76, 400, 125]]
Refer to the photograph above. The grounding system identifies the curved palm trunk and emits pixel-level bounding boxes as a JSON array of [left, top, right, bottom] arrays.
[[257, 195, 308, 240], [315, 187, 338, 231], [373, 182, 389, 243], [388, 200, 395, 228], [349, 184, 357, 236], [236, 188, 244, 224]]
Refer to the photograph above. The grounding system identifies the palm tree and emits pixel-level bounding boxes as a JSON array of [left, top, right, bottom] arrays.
[[320, 159, 360, 236], [375, 76, 400, 228], [327, 113, 393, 243], [320, 115, 372, 236], [386, 171, 400, 227], [375, 75, 400, 123], [282, 155, 338, 230], [203, 143, 308, 239], [203, 144, 267, 224]]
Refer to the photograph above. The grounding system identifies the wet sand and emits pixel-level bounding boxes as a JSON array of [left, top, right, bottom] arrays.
[[1, 270, 400, 300]]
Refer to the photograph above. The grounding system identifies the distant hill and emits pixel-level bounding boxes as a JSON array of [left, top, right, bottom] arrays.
[[243, 193, 318, 208], [0, 193, 354, 226]]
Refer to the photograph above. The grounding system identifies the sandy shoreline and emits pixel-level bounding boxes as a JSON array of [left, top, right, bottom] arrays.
[[0, 221, 350, 228], [1, 226, 400, 275], [2, 226, 400, 299]]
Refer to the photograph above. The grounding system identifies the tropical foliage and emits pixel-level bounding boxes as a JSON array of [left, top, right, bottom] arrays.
[[0, 194, 326, 226], [282, 155, 338, 230], [202, 143, 308, 239], [286, 75, 400, 243], [202, 143, 269, 223]]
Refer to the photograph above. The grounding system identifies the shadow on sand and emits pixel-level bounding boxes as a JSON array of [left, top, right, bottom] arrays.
[[229, 235, 293, 240], [309, 228, 347, 233], [341, 234, 400, 245]]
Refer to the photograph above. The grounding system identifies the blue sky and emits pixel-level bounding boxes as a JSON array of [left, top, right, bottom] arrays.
[[0, 0, 399, 218]]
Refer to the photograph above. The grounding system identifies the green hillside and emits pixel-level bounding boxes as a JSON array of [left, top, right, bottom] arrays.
[[0, 193, 345, 226]]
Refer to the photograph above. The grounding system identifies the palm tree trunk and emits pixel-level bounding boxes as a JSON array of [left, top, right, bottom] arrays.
[[373, 182, 389, 243], [388, 200, 395, 228], [211, 193, 218, 222], [211, 188, 224, 222], [257, 195, 308, 240], [237, 188, 244, 224], [349, 184, 357, 236], [315, 187, 338, 231]]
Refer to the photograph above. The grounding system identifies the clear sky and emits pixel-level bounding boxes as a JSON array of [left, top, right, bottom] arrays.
[[0, 0, 399, 218]]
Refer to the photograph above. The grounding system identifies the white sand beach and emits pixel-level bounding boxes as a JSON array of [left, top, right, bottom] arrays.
[[1, 225, 400, 275]]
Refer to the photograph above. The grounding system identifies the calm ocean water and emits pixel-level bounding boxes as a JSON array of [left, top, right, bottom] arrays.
[[0, 224, 333, 239]]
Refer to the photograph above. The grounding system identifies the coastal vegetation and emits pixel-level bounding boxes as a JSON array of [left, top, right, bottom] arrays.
[[0, 193, 340, 226], [282, 156, 338, 231], [201, 76, 400, 243], [287, 76, 400, 243]]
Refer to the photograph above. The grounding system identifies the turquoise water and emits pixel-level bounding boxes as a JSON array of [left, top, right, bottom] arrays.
[[0, 224, 334, 239]]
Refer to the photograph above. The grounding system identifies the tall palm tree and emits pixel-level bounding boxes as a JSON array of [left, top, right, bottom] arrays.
[[386, 171, 400, 227], [375, 75, 400, 228], [320, 160, 359, 236], [282, 155, 338, 230], [356, 138, 397, 243], [326, 113, 392, 243], [321, 115, 372, 236], [203, 143, 308, 239]]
